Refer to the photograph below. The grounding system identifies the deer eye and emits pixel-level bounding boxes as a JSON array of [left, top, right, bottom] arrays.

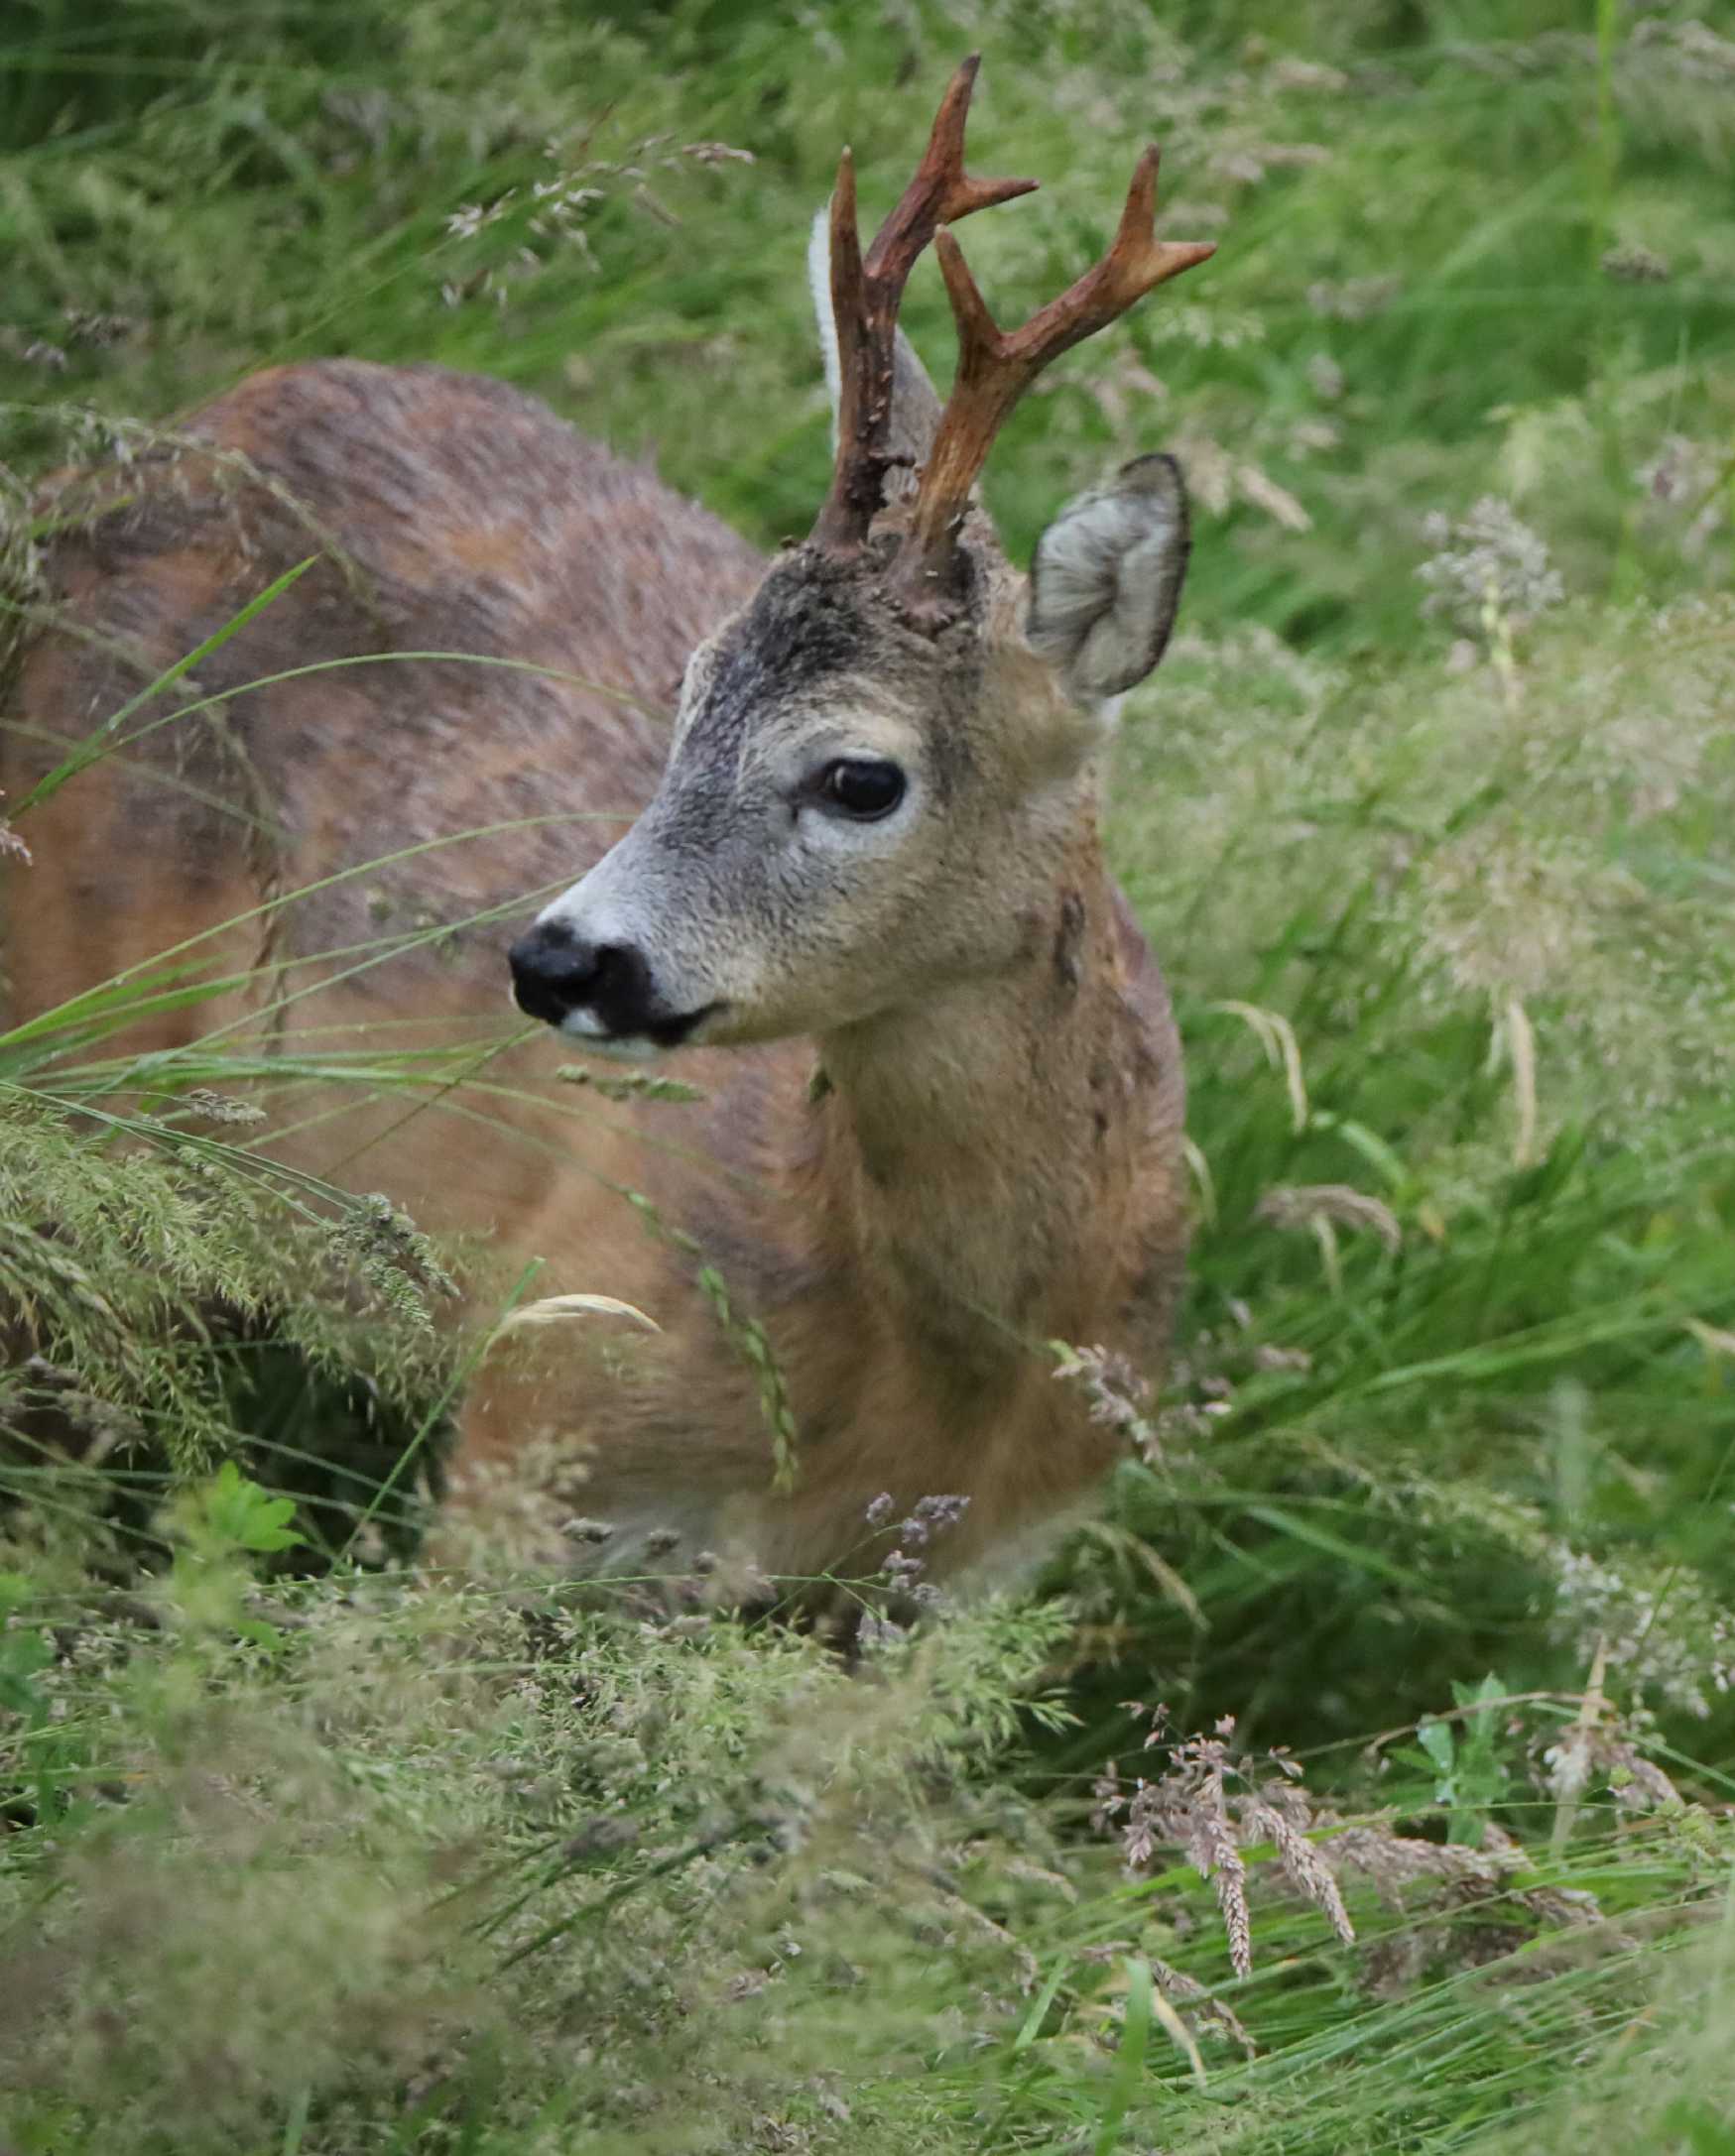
[[814, 758, 907, 821]]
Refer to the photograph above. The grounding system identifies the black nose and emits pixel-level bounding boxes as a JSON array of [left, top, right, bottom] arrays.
[[508, 920, 654, 1033]]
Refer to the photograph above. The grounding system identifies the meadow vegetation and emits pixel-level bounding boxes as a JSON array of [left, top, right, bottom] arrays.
[[2, 1, 1734, 2149]]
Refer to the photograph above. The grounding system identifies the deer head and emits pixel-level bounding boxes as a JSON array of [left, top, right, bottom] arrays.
[[509, 57, 1213, 1052]]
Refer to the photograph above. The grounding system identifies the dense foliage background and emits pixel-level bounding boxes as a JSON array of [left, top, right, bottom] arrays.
[[2, 1, 1733, 2149]]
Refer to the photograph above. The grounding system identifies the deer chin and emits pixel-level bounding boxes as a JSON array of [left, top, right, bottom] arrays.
[[557, 1002, 723, 1058]]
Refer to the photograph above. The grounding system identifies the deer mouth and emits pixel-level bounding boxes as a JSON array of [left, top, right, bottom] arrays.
[[558, 1002, 723, 1057]]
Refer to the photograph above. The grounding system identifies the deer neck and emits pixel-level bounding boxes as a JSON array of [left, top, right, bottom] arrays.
[[807, 822, 1136, 1385]]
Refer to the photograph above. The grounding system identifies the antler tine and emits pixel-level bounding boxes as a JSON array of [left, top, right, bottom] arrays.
[[813, 55, 1038, 551], [899, 146, 1216, 594]]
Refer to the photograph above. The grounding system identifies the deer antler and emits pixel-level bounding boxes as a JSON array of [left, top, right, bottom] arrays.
[[894, 147, 1216, 603], [812, 55, 1037, 552]]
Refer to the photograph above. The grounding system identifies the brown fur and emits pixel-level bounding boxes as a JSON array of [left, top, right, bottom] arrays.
[[2, 354, 1185, 1586]]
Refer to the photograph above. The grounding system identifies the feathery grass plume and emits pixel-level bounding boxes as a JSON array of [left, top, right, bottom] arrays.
[[0, 1094, 457, 1565], [1253, 1182, 1402, 1254], [1052, 1342, 1161, 1461], [438, 128, 755, 306], [863, 1493, 973, 1620], [1417, 497, 1565, 639], [1146, 1954, 1257, 2058], [557, 1060, 703, 1104], [329, 1191, 459, 1339], [1093, 1709, 1354, 1976], [160, 1087, 267, 1127], [1542, 1644, 1683, 1856], [1547, 1543, 1735, 1723]]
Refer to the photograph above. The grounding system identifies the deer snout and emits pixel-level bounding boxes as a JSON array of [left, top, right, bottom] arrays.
[[509, 919, 642, 1025], [508, 919, 712, 1048]]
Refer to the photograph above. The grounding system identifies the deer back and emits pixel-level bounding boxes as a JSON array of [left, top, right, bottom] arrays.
[[7, 360, 761, 1018]]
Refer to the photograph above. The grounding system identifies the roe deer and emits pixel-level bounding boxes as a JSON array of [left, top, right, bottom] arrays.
[[1, 58, 1212, 1587]]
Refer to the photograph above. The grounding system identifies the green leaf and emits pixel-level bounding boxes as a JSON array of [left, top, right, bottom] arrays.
[[1417, 1718, 1456, 1776], [197, 1462, 304, 1554]]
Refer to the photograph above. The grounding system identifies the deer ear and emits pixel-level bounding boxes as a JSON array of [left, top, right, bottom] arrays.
[[808, 209, 942, 489], [1027, 454, 1189, 703]]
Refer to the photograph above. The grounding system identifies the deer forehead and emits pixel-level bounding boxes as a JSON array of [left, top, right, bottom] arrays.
[[667, 543, 1070, 791]]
